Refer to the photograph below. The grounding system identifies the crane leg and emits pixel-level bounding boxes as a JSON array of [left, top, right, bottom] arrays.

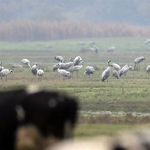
[[134, 64, 137, 70]]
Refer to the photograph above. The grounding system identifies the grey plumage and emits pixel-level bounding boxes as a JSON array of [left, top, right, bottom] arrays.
[[37, 69, 44, 76], [55, 56, 64, 62], [57, 68, 71, 79], [101, 66, 111, 82], [71, 65, 83, 78], [59, 62, 74, 69], [73, 56, 83, 66], [21, 59, 31, 69], [0, 62, 4, 72], [12, 64, 23, 69], [0, 69, 13, 81], [107, 45, 115, 53], [108, 60, 120, 71], [71, 65, 83, 72], [112, 70, 119, 79], [134, 56, 145, 70], [31, 62, 38, 76], [119, 65, 133, 77], [144, 39, 150, 44], [53, 64, 59, 71], [89, 41, 95, 46], [88, 46, 98, 54], [146, 65, 150, 75], [84, 66, 95, 76], [78, 41, 85, 46], [37, 69, 44, 80]]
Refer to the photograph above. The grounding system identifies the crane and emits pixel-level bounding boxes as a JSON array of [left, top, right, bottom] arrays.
[[84, 66, 95, 78], [55, 56, 64, 62], [37, 69, 44, 80], [144, 39, 150, 44], [119, 65, 133, 77], [0, 69, 13, 81], [101, 66, 111, 82], [146, 65, 150, 75], [57, 68, 71, 79], [69, 56, 83, 66], [107, 45, 115, 53], [134, 56, 145, 70], [88, 45, 99, 54], [112, 70, 119, 79], [0, 62, 4, 72], [108, 60, 120, 71], [21, 59, 31, 69], [31, 62, 38, 76], [71, 65, 83, 78]]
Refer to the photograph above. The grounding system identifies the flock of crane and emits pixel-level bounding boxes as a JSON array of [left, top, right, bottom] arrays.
[[0, 59, 44, 81], [53, 55, 94, 79], [0, 53, 147, 82], [51, 55, 147, 82]]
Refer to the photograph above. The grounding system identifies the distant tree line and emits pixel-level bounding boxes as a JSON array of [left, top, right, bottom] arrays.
[[0, 21, 150, 41]]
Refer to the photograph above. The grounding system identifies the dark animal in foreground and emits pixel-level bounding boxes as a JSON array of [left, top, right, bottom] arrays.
[[0, 85, 78, 150]]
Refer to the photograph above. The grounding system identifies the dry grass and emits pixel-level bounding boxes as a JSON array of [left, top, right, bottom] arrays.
[[0, 21, 150, 41]]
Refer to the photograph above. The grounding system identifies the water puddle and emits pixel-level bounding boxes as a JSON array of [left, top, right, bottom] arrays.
[[79, 111, 150, 117]]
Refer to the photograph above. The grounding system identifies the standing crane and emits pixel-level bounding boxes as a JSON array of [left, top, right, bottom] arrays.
[[101, 67, 111, 82], [146, 65, 150, 75], [31, 62, 38, 76], [0, 69, 13, 81], [0, 62, 4, 72], [37, 69, 44, 80], [101, 60, 111, 82], [134, 56, 145, 70], [71, 65, 83, 78]]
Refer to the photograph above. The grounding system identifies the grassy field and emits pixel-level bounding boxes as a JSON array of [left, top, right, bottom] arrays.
[[1, 37, 150, 137]]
